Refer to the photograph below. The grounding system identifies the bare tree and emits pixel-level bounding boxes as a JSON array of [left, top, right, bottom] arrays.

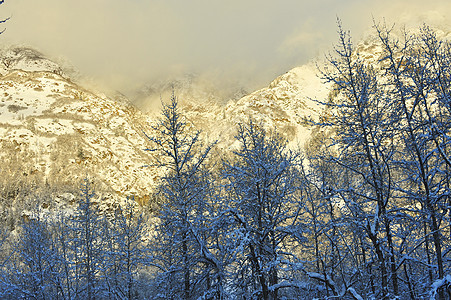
[[374, 23, 450, 299], [221, 120, 303, 299], [317, 20, 399, 299], [146, 93, 220, 299]]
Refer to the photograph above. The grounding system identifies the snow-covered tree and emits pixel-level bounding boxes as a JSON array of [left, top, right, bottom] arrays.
[[70, 178, 108, 299], [0, 0, 8, 35], [8, 215, 57, 299], [316, 20, 400, 299], [146, 94, 221, 299], [106, 197, 148, 300], [0, 182, 155, 299], [221, 120, 303, 299], [374, 23, 451, 299], [308, 20, 451, 299]]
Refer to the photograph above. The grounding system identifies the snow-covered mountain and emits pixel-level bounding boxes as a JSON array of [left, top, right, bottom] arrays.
[[0, 47, 158, 206], [178, 62, 331, 150], [224, 63, 330, 147], [0, 46, 332, 206]]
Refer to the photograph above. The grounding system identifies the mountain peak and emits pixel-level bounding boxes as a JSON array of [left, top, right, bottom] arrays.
[[0, 46, 64, 76]]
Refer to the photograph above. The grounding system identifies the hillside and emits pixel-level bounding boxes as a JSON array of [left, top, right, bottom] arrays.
[[0, 48, 158, 211]]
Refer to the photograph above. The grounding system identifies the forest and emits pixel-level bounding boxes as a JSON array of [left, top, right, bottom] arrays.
[[0, 22, 450, 299]]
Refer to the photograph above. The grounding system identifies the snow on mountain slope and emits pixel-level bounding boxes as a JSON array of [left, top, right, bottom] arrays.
[[0, 46, 63, 75], [226, 63, 330, 146], [0, 51, 157, 202], [180, 62, 331, 150]]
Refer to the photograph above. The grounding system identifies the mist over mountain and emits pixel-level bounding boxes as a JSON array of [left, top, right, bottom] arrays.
[[3, 16, 451, 200], [4, 0, 450, 103], [131, 72, 249, 112]]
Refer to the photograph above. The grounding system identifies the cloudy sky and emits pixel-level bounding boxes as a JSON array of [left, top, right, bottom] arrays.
[[1, 0, 451, 96]]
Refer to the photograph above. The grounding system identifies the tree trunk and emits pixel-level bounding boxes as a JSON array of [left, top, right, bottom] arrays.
[[385, 219, 399, 296], [367, 223, 389, 300], [183, 237, 190, 299]]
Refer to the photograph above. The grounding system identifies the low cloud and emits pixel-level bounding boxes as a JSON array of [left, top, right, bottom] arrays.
[[1, 0, 451, 104]]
